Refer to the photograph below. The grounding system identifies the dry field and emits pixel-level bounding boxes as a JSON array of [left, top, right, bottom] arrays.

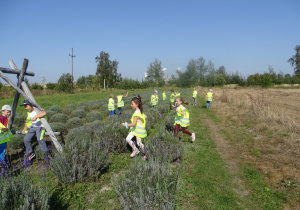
[[198, 87, 300, 206]]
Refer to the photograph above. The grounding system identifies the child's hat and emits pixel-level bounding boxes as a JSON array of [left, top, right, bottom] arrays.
[[1, 105, 12, 111], [20, 99, 32, 106]]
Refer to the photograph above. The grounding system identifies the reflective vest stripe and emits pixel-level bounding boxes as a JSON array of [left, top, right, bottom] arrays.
[[130, 111, 147, 138], [207, 92, 212, 101], [0, 123, 13, 144], [108, 99, 115, 111], [193, 91, 197, 97], [174, 106, 190, 127], [117, 96, 124, 107]]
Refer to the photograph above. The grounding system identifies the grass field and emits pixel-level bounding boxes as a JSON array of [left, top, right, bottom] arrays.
[[0, 87, 298, 209]]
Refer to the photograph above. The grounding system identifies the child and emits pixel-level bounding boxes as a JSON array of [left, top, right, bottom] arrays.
[[0, 105, 13, 166], [108, 94, 117, 115], [150, 91, 158, 107], [162, 90, 167, 101], [192, 88, 197, 105], [21, 100, 50, 162], [116, 92, 128, 115], [122, 95, 147, 158], [170, 91, 176, 108], [174, 97, 195, 141], [206, 89, 213, 108], [176, 90, 181, 97]]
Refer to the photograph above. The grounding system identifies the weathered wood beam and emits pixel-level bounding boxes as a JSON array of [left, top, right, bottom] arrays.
[[0, 67, 35, 76], [12, 130, 61, 136], [8, 59, 28, 130], [0, 70, 44, 111], [21, 81, 63, 152]]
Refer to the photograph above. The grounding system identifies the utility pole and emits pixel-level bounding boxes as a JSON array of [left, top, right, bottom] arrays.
[[69, 48, 76, 90]]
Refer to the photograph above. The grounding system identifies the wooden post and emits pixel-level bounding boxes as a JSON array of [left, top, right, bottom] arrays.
[[8, 59, 28, 130], [0, 70, 44, 110], [21, 81, 63, 152]]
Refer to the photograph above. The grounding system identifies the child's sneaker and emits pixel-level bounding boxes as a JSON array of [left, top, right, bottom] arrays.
[[130, 149, 140, 158], [191, 133, 196, 142], [28, 153, 36, 160]]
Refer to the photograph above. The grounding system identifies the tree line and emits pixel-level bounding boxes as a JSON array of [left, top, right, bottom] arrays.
[[1, 46, 298, 92]]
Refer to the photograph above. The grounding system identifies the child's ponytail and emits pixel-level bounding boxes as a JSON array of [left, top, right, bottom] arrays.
[[132, 95, 143, 114]]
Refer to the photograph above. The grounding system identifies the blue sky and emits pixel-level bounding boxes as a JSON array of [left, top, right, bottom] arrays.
[[0, 0, 299, 83]]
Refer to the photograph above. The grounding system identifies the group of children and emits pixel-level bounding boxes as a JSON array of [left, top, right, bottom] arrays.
[[0, 88, 212, 165], [118, 90, 196, 158], [0, 99, 51, 167]]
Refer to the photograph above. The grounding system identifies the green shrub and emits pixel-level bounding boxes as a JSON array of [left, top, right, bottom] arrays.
[[50, 123, 68, 135], [112, 159, 180, 210], [0, 174, 50, 209], [77, 105, 89, 112], [70, 109, 87, 119], [145, 129, 183, 163], [30, 83, 44, 90], [13, 113, 26, 129], [66, 104, 76, 110], [7, 134, 24, 150], [86, 111, 102, 123], [77, 101, 87, 107], [46, 83, 56, 90], [45, 110, 55, 120], [63, 104, 76, 116], [49, 105, 62, 114], [50, 113, 69, 123], [100, 104, 108, 112], [66, 117, 83, 129], [87, 100, 101, 110], [51, 126, 110, 183]]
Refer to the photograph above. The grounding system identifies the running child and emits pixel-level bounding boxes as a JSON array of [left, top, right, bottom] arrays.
[[192, 88, 197, 105], [108, 94, 117, 115], [174, 97, 195, 141], [150, 90, 158, 107], [122, 95, 147, 157], [116, 92, 128, 115]]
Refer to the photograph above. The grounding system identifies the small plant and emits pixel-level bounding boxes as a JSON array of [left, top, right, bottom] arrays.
[[87, 100, 101, 110], [50, 113, 69, 123], [45, 110, 55, 120], [70, 109, 87, 119], [50, 122, 68, 135], [7, 134, 24, 150], [49, 105, 63, 114], [86, 111, 102, 123], [66, 117, 83, 129], [51, 126, 110, 183], [13, 113, 26, 129], [112, 159, 180, 210]]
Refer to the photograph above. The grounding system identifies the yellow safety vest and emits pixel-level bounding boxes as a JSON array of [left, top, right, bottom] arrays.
[[26, 112, 48, 128], [170, 94, 175, 103], [207, 92, 213, 101], [176, 93, 180, 97], [193, 91, 197, 98], [117, 96, 124, 107], [174, 105, 190, 127], [108, 98, 115, 111], [150, 95, 158, 106], [0, 123, 13, 144], [130, 111, 147, 138], [162, 93, 166, 100]]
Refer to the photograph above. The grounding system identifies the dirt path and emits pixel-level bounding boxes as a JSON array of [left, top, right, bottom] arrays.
[[201, 114, 249, 199]]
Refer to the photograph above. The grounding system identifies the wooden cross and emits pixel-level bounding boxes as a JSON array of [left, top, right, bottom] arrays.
[[0, 59, 63, 152]]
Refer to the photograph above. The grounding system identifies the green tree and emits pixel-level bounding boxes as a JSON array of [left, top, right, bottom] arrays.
[[213, 74, 227, 86], [56, 73, 73, 93], [46, 83, 56, 90], [76, 76, 86, 89], [146, 59, 164, 86], [287, 45, 300, 76], [95, 51, 122, 89]]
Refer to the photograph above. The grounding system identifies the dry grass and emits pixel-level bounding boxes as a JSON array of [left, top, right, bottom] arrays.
[[198, 87, 300, 206]]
